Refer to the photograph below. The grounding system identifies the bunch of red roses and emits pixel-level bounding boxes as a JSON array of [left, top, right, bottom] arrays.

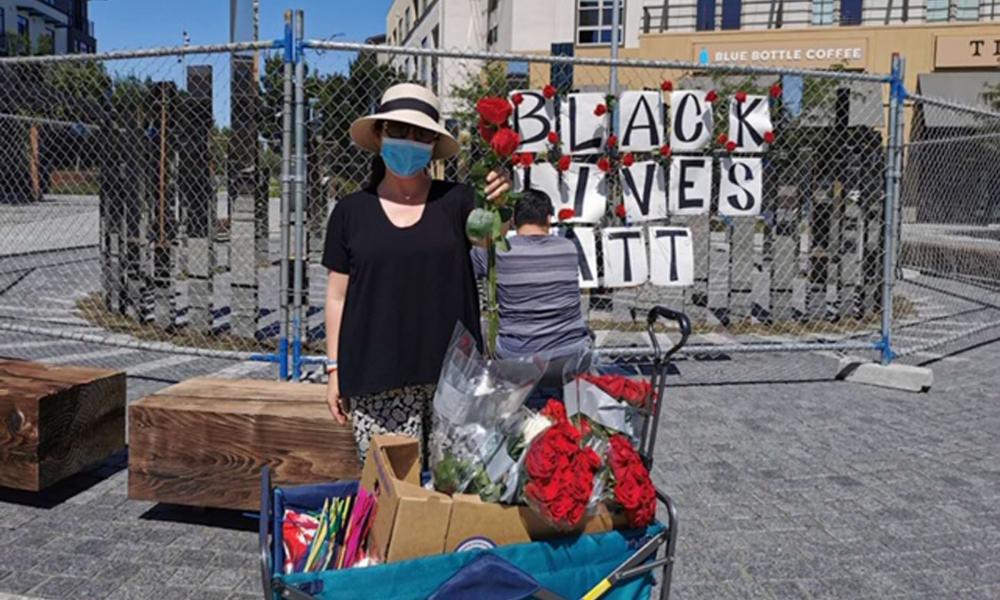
[[606, 434, 657, 527], [578, 373, 654, 408], [522, 400, 602, 530], [476, 97, 521, 158]]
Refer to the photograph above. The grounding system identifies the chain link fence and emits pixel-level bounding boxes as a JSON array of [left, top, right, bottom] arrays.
[[895, 92, 1000, 363], [1, 18, 996, 382], [299, 40, 893, 372]]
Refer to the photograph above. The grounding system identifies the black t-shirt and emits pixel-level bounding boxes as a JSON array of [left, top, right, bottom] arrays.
[[322, 180, 482, 397]]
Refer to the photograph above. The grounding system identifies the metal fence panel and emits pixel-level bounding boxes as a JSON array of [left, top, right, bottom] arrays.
[[894, 92, 1000, 362]]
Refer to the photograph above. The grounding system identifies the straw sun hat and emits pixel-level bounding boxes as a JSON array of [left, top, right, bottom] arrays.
[[349, 83, 460, 160]]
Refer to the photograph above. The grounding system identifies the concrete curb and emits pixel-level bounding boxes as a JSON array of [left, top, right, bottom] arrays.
[[836, 356, 934, 392]]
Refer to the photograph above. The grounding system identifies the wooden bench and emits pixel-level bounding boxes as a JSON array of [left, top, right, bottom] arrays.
[[128, 377, 359, 510], [0, 358, 126, 491]]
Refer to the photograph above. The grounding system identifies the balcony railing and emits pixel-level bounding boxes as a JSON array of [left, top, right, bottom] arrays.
[[641, 0, 999, 33]]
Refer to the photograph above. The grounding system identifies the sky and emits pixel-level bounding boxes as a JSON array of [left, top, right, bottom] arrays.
[[89, 1, 394, 52], [87, 1, 395, 126]]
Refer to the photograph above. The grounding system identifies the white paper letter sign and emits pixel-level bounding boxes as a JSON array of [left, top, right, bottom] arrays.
[[649, 227, 694, 287], [621, 161, 667, 222], [668, 157, 711, 216], [719, 157, 762, 216], [669, 91, 713, 152], [619, 91, 664, 152], [560, 162, 607, 224], [602, 227, 647, 288], [559, 226, 599, 289], [511, 90, 555, 153], [560, 93, 607, 156], [728, 95, 771, 152]]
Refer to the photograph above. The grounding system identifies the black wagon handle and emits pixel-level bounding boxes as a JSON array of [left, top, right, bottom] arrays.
[[645, 306, 691, 363]]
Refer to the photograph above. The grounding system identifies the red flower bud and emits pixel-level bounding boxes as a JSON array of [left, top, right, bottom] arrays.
[[734, 91, 747, 103], [543, 84, 557, 99], [725, 140, 737, 153], [594, 103, 607, 117], [511, 92, 524, 106], [660, 80, 673, 92], [557, 155, 571, 172], [547, 131, 560, 144], [705, 89, 718, 103], [622, 152, 635, 167], [763, 131, 776, 144], [769, 83, 782, 99], [490, 127, 521, 157], [615, 204, 627, 219], [516, 152, 534, 166], [597, 156, 611, 173], [659, 144, 672, 158], [477, 96, 513, 126], [607, 134, 618, 148], [717, 133, 729, 145], [558, 208, 575, 221]]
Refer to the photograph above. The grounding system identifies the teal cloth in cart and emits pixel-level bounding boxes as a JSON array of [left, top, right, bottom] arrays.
[[279, 523, 664, 600]]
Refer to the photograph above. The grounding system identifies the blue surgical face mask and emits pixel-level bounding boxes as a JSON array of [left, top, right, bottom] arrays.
[[381, 137, 433, 178]]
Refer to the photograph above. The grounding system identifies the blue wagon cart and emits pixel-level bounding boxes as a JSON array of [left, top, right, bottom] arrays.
[[259, 306, 690, 600]]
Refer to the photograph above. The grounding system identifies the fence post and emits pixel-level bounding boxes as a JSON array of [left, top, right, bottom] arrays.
[[278, 9, 294, 380], [880, 54, 905, 365], [292, 9, 307, 381]]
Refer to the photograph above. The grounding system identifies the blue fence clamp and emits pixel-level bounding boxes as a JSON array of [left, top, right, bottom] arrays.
[[874, 337, 896, 364], [282, 22, 293, 64], [291, 316, 302, 381]]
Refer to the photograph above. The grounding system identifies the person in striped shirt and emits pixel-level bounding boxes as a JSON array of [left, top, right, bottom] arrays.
[[471, 189, 591, 405]]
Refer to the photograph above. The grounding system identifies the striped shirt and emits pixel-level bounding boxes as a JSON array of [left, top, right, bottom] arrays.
[[471, 234, 590, 359]]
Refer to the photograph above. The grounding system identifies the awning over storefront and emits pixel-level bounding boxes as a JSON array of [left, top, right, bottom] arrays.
[[917, 72, 1000, 127]]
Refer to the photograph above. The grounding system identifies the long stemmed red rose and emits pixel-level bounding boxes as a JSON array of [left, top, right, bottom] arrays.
[[466, 96, 521, 356], [606, 435, 657, 527]]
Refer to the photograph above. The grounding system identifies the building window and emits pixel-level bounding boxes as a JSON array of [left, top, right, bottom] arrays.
[[487, 25, 498, 45], [576, 0, 623, 45], [840, 0, 863, 24], [489, 0, 500, 13], [721, 0, 742, 29], [17, 15, 29, 37], [696, 0, 715, 30], [926, 0, 948, 20], [397, 18, 403, 41], [404, 7, 411, 35], [812, 0, 834, 24], [954, 0, 980, 20], [431, 26, 439, 92]]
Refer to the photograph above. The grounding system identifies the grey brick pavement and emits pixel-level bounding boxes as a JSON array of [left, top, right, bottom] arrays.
[[1, 335, 999, 599]]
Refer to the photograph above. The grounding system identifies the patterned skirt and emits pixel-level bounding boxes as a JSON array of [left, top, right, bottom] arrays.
[[346, 384, 436, 465]]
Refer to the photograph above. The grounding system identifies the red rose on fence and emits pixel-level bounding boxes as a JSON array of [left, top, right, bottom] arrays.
[[659, 144, 672, 158], [717, 133, 729, 145], [515, 152, 534, 166], [511, 92, 524, 106], [769, 83, 782, 98], [547, 131, 560, 144], [622, 152, 635, 167], [734, 90, 747, 103], [558, 208, 575, 221], [597, 157, 611, 173], [490, 128, 521, 157], [725, 140, 737, 153], [557, 155, 571, 172], [607, 134, 618, 148], [705, 89, 718, 103], [660, 80, 673, 92], [615, 204, 627, 219], [543, 84, 557, 99], [477, 97, 513, 126], [593, 103, 608, 117], [763, 131, 776, 144]]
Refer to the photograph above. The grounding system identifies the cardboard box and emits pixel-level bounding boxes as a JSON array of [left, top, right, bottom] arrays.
[[360, 435, 453, 563], [361, 435, 624, 562]]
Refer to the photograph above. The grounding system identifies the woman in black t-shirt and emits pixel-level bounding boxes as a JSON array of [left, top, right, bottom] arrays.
[[322, 83, 510, 463]]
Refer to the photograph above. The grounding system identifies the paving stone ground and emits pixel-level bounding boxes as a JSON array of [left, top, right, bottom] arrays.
[[1, 334, 999, 599]]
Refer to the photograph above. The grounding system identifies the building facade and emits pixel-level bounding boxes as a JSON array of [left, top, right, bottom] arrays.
[[0, 0, 96, 56]]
